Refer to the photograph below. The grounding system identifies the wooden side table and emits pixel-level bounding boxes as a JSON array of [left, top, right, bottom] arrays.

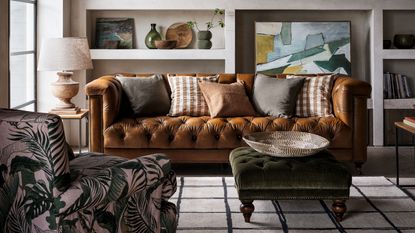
[[394, 122, 415, 187], [52, 109, 89, 154]]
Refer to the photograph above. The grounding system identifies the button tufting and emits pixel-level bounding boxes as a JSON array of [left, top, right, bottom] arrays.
[[145, 133, 151, 141], [168, 135, 174, 141], [214, 134, 220, 140], [192, 135, 197, 141]]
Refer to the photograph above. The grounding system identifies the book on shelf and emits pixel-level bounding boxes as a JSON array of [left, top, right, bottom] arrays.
[[383, 72, 413, 99], [404, 116, 415, 124], [403, 119, 415, 128], [403, 75, 413, 98]]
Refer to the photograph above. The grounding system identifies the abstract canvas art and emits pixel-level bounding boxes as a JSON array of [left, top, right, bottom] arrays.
[[255, 22, 351, 75], [95, 18, 135, 49]]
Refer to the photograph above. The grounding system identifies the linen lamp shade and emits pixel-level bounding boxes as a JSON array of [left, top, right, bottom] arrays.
[[38, 37, 93, 114], [38, 37, 93, 71]]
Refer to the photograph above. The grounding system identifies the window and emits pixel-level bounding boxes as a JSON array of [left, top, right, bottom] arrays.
[[9, 0, 37, 111]]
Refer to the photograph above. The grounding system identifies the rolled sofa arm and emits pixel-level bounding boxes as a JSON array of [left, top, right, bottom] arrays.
[[85, 75, 123, 152], [332, 76, 371, 164]]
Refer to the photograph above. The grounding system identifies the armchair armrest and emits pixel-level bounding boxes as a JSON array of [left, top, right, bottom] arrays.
[[85, 76, 123, 152], [332, 76, 371, 164]]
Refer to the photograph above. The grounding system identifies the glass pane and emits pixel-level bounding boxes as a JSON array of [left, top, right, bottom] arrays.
[[10, 1, 35, 53], [10, 54, 35, 108], [20, 103, 35, 112]]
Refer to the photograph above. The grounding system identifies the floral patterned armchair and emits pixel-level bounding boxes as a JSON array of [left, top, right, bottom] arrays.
[[0, 109, 177, 233]]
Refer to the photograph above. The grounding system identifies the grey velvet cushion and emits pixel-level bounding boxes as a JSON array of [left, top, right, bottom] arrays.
[[252, 74, 304, 117], [116, 74, 171, 116]]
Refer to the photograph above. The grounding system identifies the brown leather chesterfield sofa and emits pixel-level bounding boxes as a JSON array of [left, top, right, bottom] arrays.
[[85, 73, 371, 170]]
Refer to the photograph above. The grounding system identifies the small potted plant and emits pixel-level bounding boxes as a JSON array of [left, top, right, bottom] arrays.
[[187, 8, 225, 49]]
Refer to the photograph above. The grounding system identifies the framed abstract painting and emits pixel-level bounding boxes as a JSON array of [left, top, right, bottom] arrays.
[[255, 21, 351, 75], [95, 18, 135, 49]]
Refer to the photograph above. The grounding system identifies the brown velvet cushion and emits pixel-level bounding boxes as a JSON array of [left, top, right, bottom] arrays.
[[199, 81, 256, 117]]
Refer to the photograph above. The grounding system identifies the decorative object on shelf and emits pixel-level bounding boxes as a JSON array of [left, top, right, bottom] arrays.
[[243, 131, 330, 157], [155, 39, 177, 49], [383, 40, 392, 49], [403, 116, 415, 128], [95, 18, 135, 49], [255, 22, 351, 75], [393, 34, 415, 49], [145, 23, 162, 49], [197, 30, 213, 49], [38, 37, 93, 114], [187, 8, 225, 49], [383, 72, 413, 99], [165, 22, 193, 49]]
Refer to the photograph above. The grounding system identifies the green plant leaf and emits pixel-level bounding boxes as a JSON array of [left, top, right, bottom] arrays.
[[60, 218, 78, 233], [53, 173, 71, 192], [0, 174, 19, 229], [105, 167, 128, 202], [10, 156, 44, 175], [0, 164, 8, 187], [24, 181, 53, 220], [96, 210, 117, 233]]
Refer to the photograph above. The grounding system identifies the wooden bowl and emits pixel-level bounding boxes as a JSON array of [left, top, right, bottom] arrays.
[[154, 40, 177, 49]]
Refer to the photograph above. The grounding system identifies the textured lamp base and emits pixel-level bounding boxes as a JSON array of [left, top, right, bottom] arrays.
[[51, 72, 80, 115]]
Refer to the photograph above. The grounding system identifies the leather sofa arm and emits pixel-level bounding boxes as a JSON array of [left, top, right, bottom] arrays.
[[332, 77, 371, 127], [85, 75, 123, 152], [332, 76, 371, 165]]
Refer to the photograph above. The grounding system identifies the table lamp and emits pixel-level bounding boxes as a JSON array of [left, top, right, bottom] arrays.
[[38, 37, 93, 114]]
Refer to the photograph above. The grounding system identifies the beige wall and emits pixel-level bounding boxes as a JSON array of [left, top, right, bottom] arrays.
[[235, 10, 371, 82], [0, 0, 9, 108]]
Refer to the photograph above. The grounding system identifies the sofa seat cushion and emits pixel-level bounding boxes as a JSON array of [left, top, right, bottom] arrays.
[[104, 116, 352, 149]]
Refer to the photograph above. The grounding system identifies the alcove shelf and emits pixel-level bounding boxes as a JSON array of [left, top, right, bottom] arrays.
[[90, 49, 227, 60], [368, 98, 415, 109], [382, 49, 415, 59]]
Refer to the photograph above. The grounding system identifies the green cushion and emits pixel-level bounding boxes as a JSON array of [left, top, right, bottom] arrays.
[[229, 147, 352, 200]]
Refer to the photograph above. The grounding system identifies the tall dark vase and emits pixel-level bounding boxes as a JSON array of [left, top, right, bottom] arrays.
[[197, 30, 212, 49], [145, 23, 162, 49]]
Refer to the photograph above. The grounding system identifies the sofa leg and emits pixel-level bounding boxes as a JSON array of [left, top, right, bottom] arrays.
[[240, 200, 255, 223], [332, 199, 347, 222], [355, 162, 363, 175]]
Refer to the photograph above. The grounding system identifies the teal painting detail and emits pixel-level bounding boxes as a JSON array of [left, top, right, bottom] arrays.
[[256, 22, 351, 75], [95, 18, 135, 49]]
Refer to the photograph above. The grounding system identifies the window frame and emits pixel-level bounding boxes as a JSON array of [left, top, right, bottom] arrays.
[[9, 0, 37, 111]]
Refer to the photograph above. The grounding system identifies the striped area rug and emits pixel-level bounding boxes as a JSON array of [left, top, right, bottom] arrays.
[[171, 176, 415, 233]]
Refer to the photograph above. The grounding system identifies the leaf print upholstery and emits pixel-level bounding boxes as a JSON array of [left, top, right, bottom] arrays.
[[0, 109, 177, 233]]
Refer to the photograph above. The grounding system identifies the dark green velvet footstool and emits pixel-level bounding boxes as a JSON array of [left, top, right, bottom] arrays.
[[229, 147, 352, 222]]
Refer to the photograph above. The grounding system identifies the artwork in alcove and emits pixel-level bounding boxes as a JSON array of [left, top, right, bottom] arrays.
[[255, 22, 351, 75], [95, 18, 135, 49]]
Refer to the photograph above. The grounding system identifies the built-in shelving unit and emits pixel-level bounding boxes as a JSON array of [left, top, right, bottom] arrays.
[[69, 0, 415, 146]]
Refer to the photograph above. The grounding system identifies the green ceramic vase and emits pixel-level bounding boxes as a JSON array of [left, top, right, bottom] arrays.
[[393, 34, 415, 49], [145, 23, 162, 49], [197, 30, 212, 49]]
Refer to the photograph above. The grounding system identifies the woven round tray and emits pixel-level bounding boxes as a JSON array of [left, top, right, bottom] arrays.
[[243, 131, 330, 157]]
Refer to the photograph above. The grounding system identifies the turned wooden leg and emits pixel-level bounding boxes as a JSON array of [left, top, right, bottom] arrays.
[[355, 162, 363, 175], [332, 199, 347, 222], [240, 200, 255, 223]]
